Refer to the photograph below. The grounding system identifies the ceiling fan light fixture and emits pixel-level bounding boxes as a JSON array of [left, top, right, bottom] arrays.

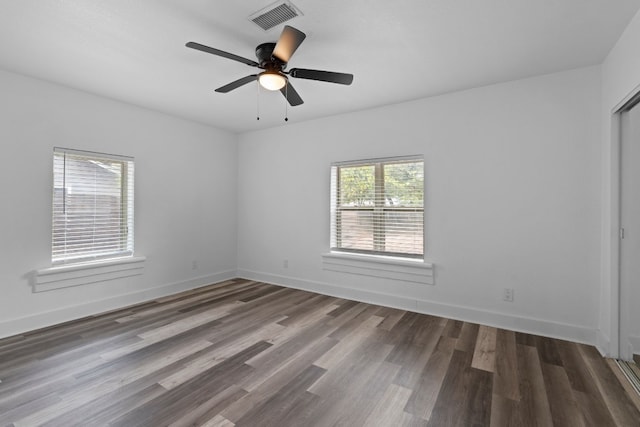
[[259, 71, 287, 91]]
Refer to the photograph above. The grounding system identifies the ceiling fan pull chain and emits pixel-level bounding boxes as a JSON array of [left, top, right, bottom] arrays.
[[284, 81, 289, 122], [256, 82, 260, 120]]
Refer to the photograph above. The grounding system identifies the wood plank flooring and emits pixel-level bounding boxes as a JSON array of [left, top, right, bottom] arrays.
[[1, 279, 639, 426]]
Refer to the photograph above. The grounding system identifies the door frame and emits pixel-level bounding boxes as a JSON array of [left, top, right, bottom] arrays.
[[611, 85, 640, 360]]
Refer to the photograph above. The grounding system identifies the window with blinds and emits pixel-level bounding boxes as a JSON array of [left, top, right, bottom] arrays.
[[52, 148, 134, 264], [330, 156, 424, 259]]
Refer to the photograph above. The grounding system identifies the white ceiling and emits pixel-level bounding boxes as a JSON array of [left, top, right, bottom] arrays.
[[0, 0, 638, 133]]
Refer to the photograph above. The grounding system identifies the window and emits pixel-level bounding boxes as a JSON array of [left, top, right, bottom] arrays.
[[52, 148, 134, 264], [330, 156, 424, 259]]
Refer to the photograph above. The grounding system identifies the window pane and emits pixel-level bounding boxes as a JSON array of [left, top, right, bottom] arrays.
[[383, 210, 424, 255], [339, 165, 375, 207], [337, 210, 374, 251], [384, 162, 424, 207]]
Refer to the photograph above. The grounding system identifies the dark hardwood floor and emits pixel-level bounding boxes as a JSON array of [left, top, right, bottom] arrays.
[[1, 279, 639, 426]]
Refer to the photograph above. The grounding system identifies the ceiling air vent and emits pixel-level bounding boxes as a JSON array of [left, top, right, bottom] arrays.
[[249, 0, 302, 31]]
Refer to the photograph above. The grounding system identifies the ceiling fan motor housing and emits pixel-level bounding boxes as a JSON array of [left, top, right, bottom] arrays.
[[255, 42, 285, 70]]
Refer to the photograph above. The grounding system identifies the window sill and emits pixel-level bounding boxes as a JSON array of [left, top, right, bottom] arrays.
[[33, 256, 146, 292], [321, 252, 434, 285]]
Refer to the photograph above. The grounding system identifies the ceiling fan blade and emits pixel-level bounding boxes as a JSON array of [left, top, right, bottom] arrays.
[[289, 68, 354, 85], [186, 42, 259, 67], [215, 75, 258, 93], [272, 26, 306, 63], [280, 82, 304, 106]]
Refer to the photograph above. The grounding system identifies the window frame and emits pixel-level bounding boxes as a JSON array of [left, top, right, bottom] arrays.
[[51, 147, 135, 265], [330, 155, 424, 260]]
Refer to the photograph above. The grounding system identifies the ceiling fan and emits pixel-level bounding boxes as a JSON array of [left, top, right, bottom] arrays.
[[186, 25, 353, 106]]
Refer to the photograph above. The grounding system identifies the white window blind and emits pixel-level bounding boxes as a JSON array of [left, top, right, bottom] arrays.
[[52, 148, 134, 264], [330, 156, 424, 259]]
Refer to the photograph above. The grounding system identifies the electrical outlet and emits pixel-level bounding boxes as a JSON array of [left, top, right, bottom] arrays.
[[503, 288, 514, 302], [283, 259, 288, 268], [192, 260, 198, 270]]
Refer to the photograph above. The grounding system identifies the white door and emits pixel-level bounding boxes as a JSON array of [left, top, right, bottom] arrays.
[[620, 101, 640, 360]]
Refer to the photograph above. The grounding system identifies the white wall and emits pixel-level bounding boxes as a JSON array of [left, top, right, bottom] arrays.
[[0, 37, 621, 350], [238, 66, 602, 344], [600, 9, 640, 357], [0, 69, 238, 338]]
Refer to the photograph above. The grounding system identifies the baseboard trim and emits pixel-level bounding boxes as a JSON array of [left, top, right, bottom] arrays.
[[0, 269, 237, 339], [237, 269, 596, 346], [596, 329, 611, 357]]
